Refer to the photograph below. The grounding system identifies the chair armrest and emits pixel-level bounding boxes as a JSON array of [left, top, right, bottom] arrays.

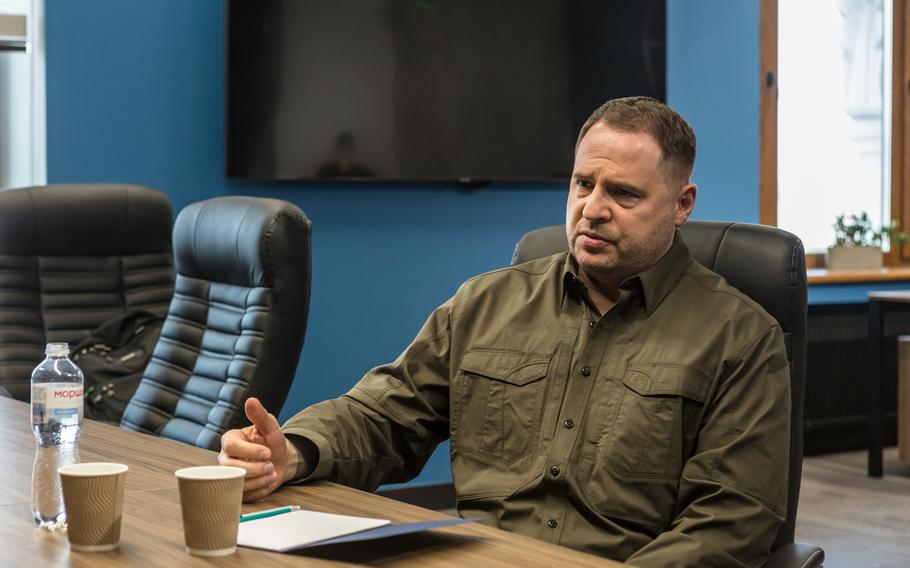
[[764, 542, 825, 568]]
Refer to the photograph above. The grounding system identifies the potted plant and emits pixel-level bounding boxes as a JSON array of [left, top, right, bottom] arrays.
[[827, 212, 908, 270]]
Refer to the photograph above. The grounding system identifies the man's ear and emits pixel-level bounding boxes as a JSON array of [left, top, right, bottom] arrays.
[[674, 183, 697, 226]]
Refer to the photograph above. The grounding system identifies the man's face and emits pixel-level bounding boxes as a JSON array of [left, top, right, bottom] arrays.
[[565, 122, 695, 287]]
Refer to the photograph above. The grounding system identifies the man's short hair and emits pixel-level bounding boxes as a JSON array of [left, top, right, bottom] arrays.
[[576, 96, 696, 187]]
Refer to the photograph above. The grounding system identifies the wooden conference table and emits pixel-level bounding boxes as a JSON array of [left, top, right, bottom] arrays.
[[0, 397, 620, 567]]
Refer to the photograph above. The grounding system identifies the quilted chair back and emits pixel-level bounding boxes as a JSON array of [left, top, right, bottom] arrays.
[[120, 196, 312, 449], [0, 184, 173, 401]]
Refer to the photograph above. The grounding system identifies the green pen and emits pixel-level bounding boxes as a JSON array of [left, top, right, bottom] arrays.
[[239, 505, 301, 523]]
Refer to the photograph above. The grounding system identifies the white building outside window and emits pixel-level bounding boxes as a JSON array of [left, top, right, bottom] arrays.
[[778, 0, 892, 253]]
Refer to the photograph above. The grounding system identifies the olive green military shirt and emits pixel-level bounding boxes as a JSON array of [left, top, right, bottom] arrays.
[[282, 235, 790, 567]]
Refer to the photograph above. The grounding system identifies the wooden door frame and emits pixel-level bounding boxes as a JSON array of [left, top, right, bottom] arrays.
[[759, 0, 777, 227], [890, 0, 909, 265]]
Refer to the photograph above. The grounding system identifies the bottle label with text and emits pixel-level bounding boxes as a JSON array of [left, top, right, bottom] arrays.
[[31, 382, 84, 425]]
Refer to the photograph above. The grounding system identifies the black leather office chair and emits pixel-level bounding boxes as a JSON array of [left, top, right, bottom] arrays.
[[120, 196, 312, 450], [512, 221, 824, 568], [0, 184, 174, 401]]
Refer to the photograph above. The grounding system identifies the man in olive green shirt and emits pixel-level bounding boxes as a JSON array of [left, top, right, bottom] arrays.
[[220, 97, 789, 567]]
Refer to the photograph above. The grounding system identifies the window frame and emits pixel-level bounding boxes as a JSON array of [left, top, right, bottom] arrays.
[[761, 0, 908, 267]]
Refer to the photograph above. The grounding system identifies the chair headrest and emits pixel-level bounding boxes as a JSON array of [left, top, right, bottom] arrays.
[[0, 184, 172, 256], [677, 221, 806, 334], [173, 196, 311, 287]]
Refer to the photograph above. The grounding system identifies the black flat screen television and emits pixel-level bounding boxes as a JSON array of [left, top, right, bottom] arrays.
[[227, 0, 665, 182]]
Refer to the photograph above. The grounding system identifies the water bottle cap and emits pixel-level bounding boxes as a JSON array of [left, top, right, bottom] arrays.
[[45, 342, 69, 357]]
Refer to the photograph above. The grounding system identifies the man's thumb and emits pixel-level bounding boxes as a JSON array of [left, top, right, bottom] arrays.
[[245, 397, 280, 436]]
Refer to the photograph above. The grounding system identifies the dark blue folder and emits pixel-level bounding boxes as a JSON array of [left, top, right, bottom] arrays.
[[303, 517, 483, 548]]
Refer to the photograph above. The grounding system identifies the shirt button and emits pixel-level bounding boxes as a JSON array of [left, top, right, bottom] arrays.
[[589, 321, 596, 328], [547, 519, 558, 528], [581, 366, 591, 377], [550, 465, 560, 476], [563, 418, 575, 429]]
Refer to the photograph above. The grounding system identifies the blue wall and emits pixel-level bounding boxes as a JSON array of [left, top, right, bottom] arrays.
[[667, 0, 760, 223], [45, 0, 763, 486]]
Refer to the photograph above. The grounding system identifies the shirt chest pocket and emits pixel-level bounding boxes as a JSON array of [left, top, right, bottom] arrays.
[[454, 349, 551, 465], [600, 364, 708, 479]]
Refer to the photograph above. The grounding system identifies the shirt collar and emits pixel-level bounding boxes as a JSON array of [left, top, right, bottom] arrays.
[[562, 231, 691, 316], [625, 231, 691, 315]]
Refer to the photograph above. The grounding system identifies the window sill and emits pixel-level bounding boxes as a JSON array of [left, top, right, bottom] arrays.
[[808, 266, 910, 285]]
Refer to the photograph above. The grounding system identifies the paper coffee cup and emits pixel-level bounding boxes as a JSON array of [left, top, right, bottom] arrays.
[[175, 465, 245, 557], [58, 462, 129, 552]]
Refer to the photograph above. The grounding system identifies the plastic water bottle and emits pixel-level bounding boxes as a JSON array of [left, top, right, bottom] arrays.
[[31, 342, 83, 530]]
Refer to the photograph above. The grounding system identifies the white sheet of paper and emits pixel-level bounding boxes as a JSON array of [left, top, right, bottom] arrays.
[[237, 510, 391, 552]]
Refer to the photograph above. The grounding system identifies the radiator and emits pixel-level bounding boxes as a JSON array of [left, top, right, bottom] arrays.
[[804, 303, 910, 454]]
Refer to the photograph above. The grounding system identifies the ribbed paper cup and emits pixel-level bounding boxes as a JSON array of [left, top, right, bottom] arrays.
[[58, 462, 129, 552], [175, 466, 245, 556]]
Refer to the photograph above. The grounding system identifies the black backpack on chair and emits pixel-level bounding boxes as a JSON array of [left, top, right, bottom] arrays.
[[72, 310, 165, 423]]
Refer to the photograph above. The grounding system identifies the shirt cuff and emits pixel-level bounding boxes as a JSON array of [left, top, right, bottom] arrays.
[[281, 427, 334, 484]]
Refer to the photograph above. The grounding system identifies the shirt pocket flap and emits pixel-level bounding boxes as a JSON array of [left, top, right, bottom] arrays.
[[461, 350, 551, 386], [623, 364, 709, 402]]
